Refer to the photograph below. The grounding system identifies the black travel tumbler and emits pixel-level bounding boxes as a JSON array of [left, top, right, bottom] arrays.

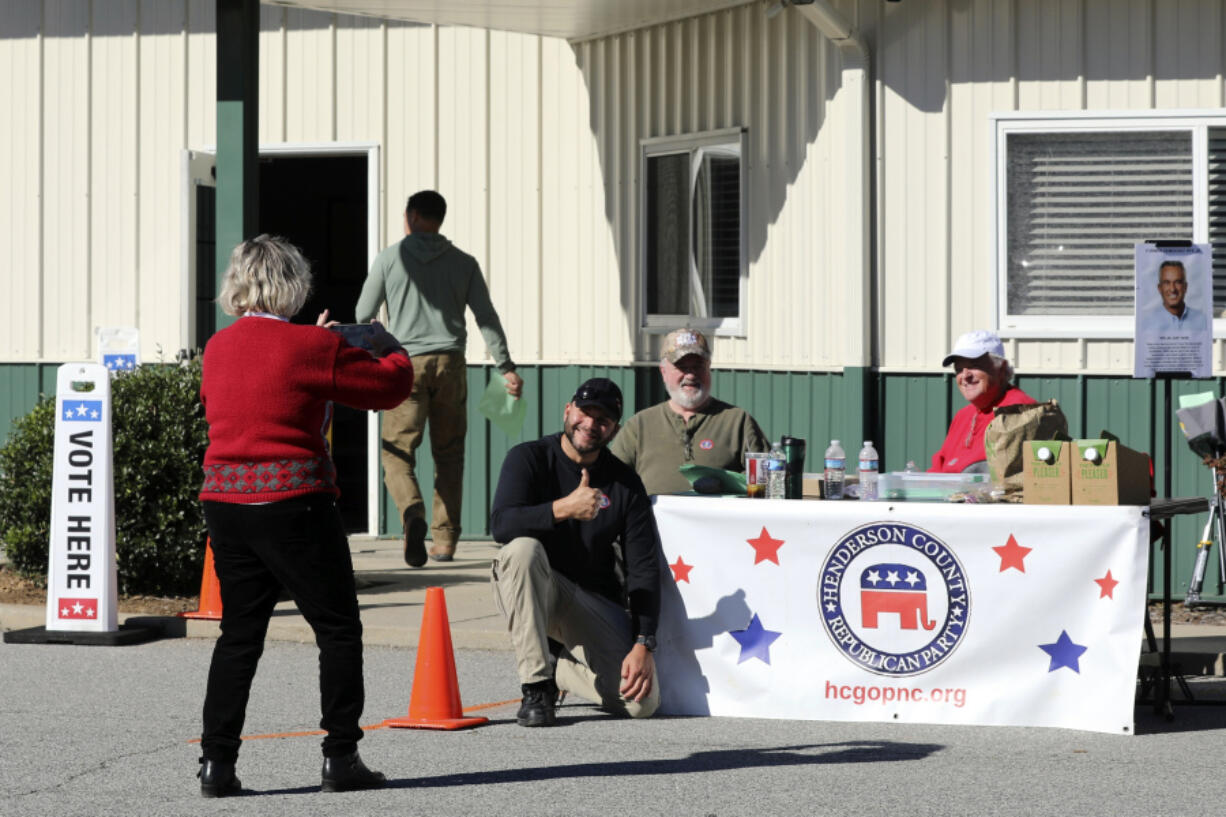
[[781, 436, 806, 499]]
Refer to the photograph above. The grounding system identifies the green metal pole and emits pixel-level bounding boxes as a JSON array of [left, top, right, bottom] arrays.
[[214, 0, 259, 334]]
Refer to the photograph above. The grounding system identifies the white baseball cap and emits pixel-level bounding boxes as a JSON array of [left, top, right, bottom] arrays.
[[941, 330, 1005, 368]]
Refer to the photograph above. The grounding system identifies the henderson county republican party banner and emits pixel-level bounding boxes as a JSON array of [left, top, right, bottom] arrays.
[[651, 497, 1149, 735]]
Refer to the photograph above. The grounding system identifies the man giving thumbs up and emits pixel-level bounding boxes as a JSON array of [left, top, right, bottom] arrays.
[[490, 378, 662, 727]]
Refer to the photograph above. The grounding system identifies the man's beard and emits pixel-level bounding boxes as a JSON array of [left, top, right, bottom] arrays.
[[666, 380, 709, 411], [564, 416, 608, 455]]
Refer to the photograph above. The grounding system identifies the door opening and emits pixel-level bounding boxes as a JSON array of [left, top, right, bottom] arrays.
[[186, 147, 378, 534]]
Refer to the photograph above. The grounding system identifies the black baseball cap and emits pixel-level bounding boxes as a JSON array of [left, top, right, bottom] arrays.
[[571, 377, 623, 422]]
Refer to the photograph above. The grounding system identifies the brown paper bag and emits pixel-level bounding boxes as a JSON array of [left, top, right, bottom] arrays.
[[983, 399, 1069, 502]]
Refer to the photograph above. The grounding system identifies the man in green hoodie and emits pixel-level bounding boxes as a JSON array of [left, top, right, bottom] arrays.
[[356, 190, 522, 567]]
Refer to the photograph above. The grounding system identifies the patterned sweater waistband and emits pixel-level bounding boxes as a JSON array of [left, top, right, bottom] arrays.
[[201, 457, 336, 495]]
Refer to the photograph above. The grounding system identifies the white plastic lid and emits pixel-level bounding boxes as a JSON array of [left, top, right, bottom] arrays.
[[1083, 447, 1101, 463], [1036, 446, 1053, 463]]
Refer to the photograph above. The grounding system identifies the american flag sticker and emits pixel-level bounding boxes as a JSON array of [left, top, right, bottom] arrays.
[[60, 400, 103, 422]]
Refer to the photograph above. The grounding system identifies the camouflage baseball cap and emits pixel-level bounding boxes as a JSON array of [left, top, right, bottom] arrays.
[[661, 328, 711, 364]]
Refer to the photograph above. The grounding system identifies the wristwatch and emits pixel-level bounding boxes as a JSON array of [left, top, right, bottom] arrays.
[[635, 634, 657, 652]]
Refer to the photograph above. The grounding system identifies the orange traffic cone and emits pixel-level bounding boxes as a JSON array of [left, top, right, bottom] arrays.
[[384, 587, 488, 730], [179, 539, 223, 621]]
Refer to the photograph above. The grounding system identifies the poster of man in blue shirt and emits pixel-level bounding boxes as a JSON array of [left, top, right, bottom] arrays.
[[1134, 244, 1213, 378]]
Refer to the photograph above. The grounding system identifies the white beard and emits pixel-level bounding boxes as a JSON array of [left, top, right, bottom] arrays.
[[667, 381, 709, 411]]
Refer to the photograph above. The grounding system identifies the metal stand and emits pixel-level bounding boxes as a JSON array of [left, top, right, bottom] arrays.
[[1186, 466, 1226, 605]]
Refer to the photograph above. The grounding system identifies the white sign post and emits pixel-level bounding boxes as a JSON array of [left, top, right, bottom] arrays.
[[45, 363, 118, 633], [97, 326, 139, 373]]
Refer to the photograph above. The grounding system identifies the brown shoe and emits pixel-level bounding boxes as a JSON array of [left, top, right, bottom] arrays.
[[428, 544, 455, 562]]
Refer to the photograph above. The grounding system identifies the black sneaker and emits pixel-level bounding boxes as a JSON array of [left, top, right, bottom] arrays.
[[517, 679, 558, 727], [403, 515, 427, 568], [320, 751, 387, 793], [198, 758, 241, 798]]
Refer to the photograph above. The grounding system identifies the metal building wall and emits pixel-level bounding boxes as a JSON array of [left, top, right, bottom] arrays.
[[575, 5, 847, 369], [874, 0, 1226, 374]]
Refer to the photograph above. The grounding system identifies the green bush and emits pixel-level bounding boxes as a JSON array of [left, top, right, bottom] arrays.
[[0, 357, 209, 596]]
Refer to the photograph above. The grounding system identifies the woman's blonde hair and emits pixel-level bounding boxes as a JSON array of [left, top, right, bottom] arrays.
[[217, 234, 312, 318]]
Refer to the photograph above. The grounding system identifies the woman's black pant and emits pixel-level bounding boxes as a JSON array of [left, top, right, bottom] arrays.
[[200, 495, 364, 762]]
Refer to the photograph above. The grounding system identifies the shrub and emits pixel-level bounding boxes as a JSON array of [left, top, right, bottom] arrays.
[[0, 357, 209, 596]]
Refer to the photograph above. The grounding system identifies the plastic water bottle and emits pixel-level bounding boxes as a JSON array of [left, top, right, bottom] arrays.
[[766, 442, 787, 500], [858, 440, 879, 501], [824, 439, 846, 500]]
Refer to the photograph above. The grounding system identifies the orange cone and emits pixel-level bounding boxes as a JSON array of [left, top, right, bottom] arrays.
[[384, 586, 488, 730], [179, 539, 223, 621]]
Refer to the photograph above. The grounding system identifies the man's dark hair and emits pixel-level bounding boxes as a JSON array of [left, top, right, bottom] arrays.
[[406, 190, 447, 223], [1159, 259, 1186, 276]]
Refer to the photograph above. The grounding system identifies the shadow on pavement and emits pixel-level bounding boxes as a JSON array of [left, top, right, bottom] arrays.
[[248, 740, 943, 797]]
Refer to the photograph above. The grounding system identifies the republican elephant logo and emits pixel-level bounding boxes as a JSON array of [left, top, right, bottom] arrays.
[[859, 562, 936, 631]]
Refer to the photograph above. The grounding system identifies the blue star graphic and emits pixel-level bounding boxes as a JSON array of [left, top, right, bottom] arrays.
[[1038, 630, 1088, 673], [729, 613, 782, 665]]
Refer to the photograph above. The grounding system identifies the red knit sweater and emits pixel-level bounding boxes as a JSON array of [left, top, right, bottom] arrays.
[[199, 317, 414, 503], [930, 386, 1036, 473]]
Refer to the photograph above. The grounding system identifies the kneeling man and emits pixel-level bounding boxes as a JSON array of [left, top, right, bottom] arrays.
[[490, 377, 661, 726]]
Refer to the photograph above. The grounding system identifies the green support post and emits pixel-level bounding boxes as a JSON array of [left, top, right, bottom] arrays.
[[214, 0, 260, 333]]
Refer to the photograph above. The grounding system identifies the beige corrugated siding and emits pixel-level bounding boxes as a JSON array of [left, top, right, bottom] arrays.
[[880, 0, 1226, 373], [10, 0, 1226, 372]]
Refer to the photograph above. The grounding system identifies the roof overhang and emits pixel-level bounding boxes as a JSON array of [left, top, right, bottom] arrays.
[[266, 0, 756, 41]]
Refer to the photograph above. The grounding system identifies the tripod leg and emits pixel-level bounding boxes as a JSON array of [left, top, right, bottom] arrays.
[[1186, 502, 1216, 603], [1216, 498, 1226, 592]]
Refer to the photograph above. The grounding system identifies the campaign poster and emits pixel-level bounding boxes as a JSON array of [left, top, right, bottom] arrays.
[[1134, 243, 1213, 378]]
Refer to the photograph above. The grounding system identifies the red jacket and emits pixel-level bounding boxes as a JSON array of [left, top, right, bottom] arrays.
[[200, 317, 413, 503], [930, 387, 1036, 473]]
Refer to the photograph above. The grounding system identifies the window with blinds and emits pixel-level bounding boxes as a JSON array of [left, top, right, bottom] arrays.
[[1005, 131, 1194, 316], [642, 130, 746, 332], [1208, 128, 1226, 315]]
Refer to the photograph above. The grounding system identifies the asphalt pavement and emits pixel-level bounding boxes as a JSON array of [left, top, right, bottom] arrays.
[[4, 537, 1226, 816]]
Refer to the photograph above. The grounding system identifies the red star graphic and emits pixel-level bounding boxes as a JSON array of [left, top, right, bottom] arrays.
[[669, 556, 693, 583], [747, 527, 785, 565], [1095, 570, 1119, 599], [993, 534, 1032, 573]]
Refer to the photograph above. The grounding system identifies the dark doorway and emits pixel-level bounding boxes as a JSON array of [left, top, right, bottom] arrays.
[[258, 154, 371, 533]]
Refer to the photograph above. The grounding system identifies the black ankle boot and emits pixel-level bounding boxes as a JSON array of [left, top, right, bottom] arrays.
[[198, 758, 241, 798], [517, 678, 559, 727], [321, 751, 387, 792]]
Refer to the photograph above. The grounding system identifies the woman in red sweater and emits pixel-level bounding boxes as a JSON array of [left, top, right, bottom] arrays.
[[197, 235, 412, 797], [930, 330, 1035, 473]]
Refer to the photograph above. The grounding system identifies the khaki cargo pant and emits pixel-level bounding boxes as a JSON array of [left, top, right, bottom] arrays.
[[491, 537, 659, 718], [379, 351, 466, 550]]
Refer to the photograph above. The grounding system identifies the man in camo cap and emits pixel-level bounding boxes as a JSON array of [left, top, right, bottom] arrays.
[[611, 328, 768, 495]]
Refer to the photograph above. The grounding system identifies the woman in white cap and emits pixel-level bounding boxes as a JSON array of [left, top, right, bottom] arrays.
[[930, 330, 1034, 473]]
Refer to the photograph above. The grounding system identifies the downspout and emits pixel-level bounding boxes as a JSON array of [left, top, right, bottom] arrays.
[[792, 2, 872, 371]]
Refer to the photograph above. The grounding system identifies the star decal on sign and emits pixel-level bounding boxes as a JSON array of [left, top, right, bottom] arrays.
[[669, 556, 693, 583], [865, 569, 881, 586], [729, 613, 782, 665], [1039, 630, 1088, 673], [993, 534, 1032, 573], [747, 527, 785, 565], [1095, 570, 1119, 599]]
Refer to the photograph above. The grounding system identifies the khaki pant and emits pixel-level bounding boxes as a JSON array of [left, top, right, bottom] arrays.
[[491, 537, 659, 718], [379, 351, 467, 549]]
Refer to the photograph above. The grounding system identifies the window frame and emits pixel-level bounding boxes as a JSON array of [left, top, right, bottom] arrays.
[[639, 127, 748, 337], [990, 110, 1221, 339]]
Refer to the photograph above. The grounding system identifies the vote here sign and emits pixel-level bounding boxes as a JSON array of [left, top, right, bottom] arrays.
[[45, 363, 117, 632]]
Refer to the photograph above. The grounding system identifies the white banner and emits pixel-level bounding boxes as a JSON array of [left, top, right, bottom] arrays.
[[653, 497, 1149, 735], [45, 364, 117, 632]]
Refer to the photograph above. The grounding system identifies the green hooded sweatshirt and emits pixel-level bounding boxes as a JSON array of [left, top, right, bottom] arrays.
[[355, 232, 514, 371]]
